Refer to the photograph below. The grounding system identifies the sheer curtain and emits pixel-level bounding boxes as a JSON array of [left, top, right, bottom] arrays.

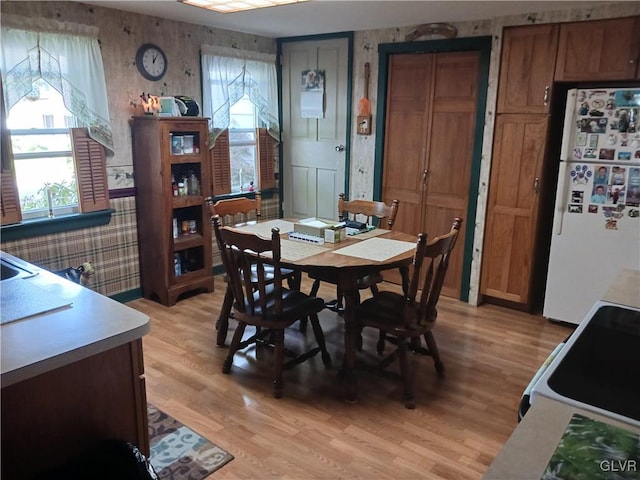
[[0, 14, 114, 154], [201, 45, 279, 145]]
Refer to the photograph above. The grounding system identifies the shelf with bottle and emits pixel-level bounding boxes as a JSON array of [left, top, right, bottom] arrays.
[[169, 131, 201, 157], [172, 206, 202, 241], [173, 246, 205, 279], [171, 164, 201, 195]]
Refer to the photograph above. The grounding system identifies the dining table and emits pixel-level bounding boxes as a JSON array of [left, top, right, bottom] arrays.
[[225, 218, 418, 403]]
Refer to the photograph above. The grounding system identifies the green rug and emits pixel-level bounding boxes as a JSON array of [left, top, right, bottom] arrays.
[[148, 404, 234, 479]]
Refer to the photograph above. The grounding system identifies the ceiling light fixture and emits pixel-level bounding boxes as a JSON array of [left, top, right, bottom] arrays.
[[179, 0, 307, 14]]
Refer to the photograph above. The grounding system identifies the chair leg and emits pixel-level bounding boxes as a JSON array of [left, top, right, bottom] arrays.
[[309, 314, 332, 368], [287, 270, 302, 290], [216, 285, 234, 347], [223, 322, 247, 374], [397, 339, 416, 409], [424, 331, 445, 377], [300, 278, 322, 333], [272, 329, 285, 398], [376, 330, 386, 355]]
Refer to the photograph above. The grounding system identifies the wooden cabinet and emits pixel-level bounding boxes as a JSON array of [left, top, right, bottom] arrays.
[[481, 115, 549, 306], [131, 116, 214, 306], [497, 24, 559, 114], [2, 340, 148, 478], [555, 16, 640, 81]]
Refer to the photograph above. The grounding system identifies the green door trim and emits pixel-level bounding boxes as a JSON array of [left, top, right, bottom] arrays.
[[276, 32, 354, 217], [373, 36, 492, 302]]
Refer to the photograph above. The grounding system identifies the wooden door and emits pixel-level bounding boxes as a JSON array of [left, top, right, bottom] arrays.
[[555, 16, 640, 82], [383, 51, 479, 298], [497, 24, 559, 114], [281, 38, 349, 220], [480, 115, 548, 305]]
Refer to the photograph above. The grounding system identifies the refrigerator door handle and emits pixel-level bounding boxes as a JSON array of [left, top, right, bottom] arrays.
[[553, 162, 569, 235]]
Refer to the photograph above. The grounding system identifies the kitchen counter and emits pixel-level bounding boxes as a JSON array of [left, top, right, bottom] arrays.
[[1, 251, 151, 479], [484, 395, 640, 479], [1, 251, 150, 387], [484, 269, 640, 479]]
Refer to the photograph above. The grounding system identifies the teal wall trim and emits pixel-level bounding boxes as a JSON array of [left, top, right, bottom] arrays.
[[373, 36, 492, 302], [1, 209, 115, 242], [213, 264, 226, 276], [110, 288, 143, 304], [276, 32, 354, 216]]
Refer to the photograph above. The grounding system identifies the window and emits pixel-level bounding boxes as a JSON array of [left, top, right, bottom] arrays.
[[7, 79, 79, 220], [200, 46, 280, 197], [229, 95, 257, 193], [1, 18, 114, 229]]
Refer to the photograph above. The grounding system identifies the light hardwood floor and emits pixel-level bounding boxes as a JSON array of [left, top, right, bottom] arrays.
[[127, 276, 573, 479]]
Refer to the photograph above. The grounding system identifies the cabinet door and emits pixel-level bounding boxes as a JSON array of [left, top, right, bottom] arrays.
[[497, 24, 559, 114], [382, 51, 478, 298], [555, 16, 640, 81], [481, 114, 548, 306]]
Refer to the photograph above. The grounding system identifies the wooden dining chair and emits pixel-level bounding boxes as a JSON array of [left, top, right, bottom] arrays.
[[354, 217, 463, 408], [308, 193, 400, 312], [208, 193, 301, 346], [212, 215, 331, 398]]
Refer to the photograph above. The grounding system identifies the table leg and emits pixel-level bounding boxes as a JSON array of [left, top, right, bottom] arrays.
[[340, 274, 360, 403]]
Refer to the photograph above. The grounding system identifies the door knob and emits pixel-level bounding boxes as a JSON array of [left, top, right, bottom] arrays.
[[335, 145, 345, 152]]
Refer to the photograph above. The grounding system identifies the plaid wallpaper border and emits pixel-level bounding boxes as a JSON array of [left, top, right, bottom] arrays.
[[1, 194, 281, 298], [1, 197, 141, 297]]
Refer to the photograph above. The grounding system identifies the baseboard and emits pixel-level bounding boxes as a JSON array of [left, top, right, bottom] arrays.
[[110, 288, 143, 304]]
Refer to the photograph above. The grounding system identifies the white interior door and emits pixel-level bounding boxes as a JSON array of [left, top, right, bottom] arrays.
[[281, 38, 349, 220]]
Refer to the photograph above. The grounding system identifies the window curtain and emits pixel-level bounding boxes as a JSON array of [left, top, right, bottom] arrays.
[[0, 14, 114, 155], [201, 45, 279, 146]]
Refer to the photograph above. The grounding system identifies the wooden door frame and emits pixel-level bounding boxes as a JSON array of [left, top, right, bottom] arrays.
[[374, 36, 491, 302], [276, 32, 354, 218]]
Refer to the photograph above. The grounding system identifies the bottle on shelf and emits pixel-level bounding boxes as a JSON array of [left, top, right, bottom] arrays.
[[174, 253, 182, 277], [172, 175, 178, 196], [188, 171, 201, 195]]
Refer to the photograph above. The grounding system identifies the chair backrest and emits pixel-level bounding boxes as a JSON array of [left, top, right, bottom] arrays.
[[207, 192, 262, 226], [212, 215, 283, 317], [407, 217, 463, 326], [338, 193, 399, 230]]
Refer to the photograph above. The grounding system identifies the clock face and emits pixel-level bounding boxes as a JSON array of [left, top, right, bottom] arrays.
[[136, 44, 167, 81]]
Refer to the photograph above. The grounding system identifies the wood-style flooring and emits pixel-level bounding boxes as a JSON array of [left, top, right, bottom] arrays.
[[127, 276, 573, 479]]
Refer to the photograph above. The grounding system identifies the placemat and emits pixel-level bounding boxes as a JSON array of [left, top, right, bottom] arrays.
[[332, 237, 415, 262], [261, 239, 329, 262]]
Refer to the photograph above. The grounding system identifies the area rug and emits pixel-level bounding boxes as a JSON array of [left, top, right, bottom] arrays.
[[148, 404, 234, 479]]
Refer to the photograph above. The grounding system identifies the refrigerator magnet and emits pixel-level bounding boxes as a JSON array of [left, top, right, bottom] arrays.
[[571, 191, 584, 203], [588, 205, 598, 214], [605, 218, 618, 230], [576, 133, 587, 146], [568, 204, 582, 214]]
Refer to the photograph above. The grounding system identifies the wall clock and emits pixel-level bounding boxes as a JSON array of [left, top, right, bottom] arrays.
[[135, 44, 167, 81]]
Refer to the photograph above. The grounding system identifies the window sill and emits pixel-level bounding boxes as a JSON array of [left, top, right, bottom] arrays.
[[211, 189, 276, 202], [1, 209, 115, 242]]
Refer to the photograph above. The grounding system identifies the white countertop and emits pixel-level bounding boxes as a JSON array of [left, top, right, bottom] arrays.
[[1, 252, 149, 387]]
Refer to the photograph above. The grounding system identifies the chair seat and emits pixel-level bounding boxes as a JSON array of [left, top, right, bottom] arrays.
[[358, 291, 434, 336], [236, 289, 325, 325]]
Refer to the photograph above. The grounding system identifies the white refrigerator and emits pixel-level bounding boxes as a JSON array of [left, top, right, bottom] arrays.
[[543, 87, 640, 325]]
